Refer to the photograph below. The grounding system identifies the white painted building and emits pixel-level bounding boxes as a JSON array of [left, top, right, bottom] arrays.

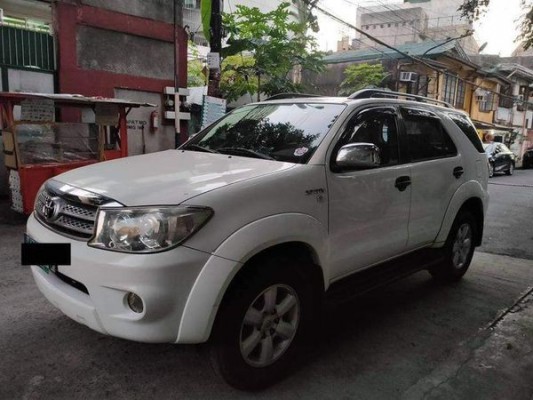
[[351, 0, 479, 54]]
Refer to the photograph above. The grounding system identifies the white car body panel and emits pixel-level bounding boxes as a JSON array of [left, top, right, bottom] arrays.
[[327, 164, 411, 278], [177, 213, 328, 344], [54, 149, 296, 205], [406, 155, 464, 247], [27, 97, 489, 346]]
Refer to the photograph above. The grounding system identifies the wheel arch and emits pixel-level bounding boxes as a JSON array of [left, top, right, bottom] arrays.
[[457, 197, 484, 246], [176, 214, 328, 344], [433, 181, 487, 248]]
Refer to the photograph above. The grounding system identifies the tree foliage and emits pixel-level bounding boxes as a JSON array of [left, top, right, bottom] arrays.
[[459, 0, 533, 50], [220, 55, 258, 102], [188, 42, 207, 87], [339, 63, 387, 96], [221, 2, 325, 100]]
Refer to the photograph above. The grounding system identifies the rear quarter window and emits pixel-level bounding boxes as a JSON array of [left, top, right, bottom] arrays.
[[446, 113, 485, 153]]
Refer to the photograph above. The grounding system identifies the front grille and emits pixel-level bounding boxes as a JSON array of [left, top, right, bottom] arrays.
[[35, 185, 105, 240]]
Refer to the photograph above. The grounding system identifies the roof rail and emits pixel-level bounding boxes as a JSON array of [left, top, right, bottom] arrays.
[[348, 89, 453, 108], [265, 93, 322, 100]]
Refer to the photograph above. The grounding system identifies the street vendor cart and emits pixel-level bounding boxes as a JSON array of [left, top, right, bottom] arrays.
[[0, 92, 153, 215]]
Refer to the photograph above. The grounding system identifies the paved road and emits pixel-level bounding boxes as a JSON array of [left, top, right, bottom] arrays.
[[480, 169, 533, 260], [0, 170, 532, 399]]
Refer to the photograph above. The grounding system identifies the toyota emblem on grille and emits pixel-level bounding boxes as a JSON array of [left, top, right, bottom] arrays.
[[42, 197, 61, 221]]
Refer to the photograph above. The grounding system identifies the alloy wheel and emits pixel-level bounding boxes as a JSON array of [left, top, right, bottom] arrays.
[[239, 284, 300, 368], [452, 223, 472, 269]]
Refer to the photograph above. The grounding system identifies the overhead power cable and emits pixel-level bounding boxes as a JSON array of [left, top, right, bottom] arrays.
[[307, 0, 527, 107], [307, 0, 446, 72]]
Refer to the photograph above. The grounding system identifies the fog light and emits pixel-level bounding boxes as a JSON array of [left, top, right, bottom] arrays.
[[127, 292, 144, 313]]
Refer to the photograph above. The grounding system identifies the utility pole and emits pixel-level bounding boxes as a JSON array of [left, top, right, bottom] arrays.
[[174, 0, 188, 145], [207, 0, 222, 97]]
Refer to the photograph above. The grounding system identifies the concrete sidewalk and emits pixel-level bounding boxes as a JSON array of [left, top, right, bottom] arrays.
[[402, 252, 533, 399]]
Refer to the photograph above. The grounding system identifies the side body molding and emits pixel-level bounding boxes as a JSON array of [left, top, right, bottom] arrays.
[[176, 213, 328, 344], [431, 180, 489, 247]]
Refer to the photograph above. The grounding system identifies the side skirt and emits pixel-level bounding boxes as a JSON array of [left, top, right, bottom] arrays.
[[326, 249, 444, 306]]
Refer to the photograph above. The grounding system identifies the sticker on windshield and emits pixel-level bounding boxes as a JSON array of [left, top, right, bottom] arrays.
[[294, 147, 309, 157]]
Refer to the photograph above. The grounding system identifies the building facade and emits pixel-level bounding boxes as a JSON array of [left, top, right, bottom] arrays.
[[0, 0, 189, 196], [312, 39, 510, 145], [352, 0, 479, 54]]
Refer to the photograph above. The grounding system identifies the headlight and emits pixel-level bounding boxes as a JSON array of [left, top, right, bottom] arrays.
[[88, 206, 213, 253]]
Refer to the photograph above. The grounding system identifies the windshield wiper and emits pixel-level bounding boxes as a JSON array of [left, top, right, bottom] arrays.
[[217, 147, 275, 160], [183, 144, 219, 154]]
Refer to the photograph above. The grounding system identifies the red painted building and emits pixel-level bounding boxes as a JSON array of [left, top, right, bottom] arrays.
[[2, 0, 188, 156]]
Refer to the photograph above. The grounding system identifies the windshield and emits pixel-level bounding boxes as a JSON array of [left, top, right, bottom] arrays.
[[182, 103, 345, 163]]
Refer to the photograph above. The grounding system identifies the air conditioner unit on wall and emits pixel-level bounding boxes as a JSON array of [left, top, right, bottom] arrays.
[[399, 72, 418, 82]]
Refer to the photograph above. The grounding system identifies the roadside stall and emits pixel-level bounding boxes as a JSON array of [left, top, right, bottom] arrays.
[[0, 92, 153, 215]]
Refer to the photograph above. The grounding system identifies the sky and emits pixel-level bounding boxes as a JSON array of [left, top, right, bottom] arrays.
[[314, 0, 524, 56]]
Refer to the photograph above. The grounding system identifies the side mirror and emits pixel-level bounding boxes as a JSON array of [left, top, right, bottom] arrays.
[[336, 143, 381, 169]]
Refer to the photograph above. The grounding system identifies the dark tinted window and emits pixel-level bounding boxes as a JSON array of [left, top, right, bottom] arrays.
[[337, 108, 400, 167], [402, 108, 457, 161], [447, 113, 485, 153]]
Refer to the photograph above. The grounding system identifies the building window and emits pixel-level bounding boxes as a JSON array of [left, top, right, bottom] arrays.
[[417, 75, 429, 97], [516, 85, 533, 111], [455, 80, 465, 109], [479, 92, 494, 112], [443, 75, 457, 105], [184, 0, 200, 9], [498, 85, 514, 108]]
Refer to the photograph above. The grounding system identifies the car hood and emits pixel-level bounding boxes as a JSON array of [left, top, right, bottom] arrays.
[[53, 150, 296, 205]]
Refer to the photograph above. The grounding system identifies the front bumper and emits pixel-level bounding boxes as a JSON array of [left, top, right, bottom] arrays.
[[27, 213, 213, 343]]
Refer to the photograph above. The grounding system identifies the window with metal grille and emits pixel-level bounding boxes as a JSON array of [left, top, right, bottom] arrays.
[[455, 80, 465, 109], [479, 92, 494, 112], [498, 85, 514, 108], [443, 75, 457, 105]]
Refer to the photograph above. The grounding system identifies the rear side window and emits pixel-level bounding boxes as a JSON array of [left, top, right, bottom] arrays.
[[401, 108, 457, 162], [446, 113, 485, 153]]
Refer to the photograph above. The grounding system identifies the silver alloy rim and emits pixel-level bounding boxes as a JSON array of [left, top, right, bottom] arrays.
[[509, 163, 514, 174], [239, 284, 300, 368], [452, 223, 472, 269]]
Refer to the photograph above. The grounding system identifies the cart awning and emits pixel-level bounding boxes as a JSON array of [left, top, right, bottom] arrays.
[[0, 92, 155, 108]]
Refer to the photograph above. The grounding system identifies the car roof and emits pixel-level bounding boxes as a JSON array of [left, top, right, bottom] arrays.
[[255, 89, 466, 113]]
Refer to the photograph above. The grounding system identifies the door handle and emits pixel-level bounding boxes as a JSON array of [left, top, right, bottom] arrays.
[[453, 166, 464, 179], [395, 176, 411, 192]]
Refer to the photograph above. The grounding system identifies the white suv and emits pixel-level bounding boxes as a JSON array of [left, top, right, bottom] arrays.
[[26, 90, 489, 390]]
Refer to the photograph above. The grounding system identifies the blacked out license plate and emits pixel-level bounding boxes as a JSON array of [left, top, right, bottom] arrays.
[[23, 234, 60, 274]]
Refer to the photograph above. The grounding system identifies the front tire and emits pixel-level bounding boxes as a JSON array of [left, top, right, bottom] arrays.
[[208, 256, 316, 390], [430, 211, 477, 282], [506, 161, 514, 175], [488, 162, 494, 178]]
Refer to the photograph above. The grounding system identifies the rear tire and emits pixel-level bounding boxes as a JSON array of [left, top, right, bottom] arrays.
[[430, 211, 477, 283], [208, 256, 317, 390], [506, 162, 514, 175]]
